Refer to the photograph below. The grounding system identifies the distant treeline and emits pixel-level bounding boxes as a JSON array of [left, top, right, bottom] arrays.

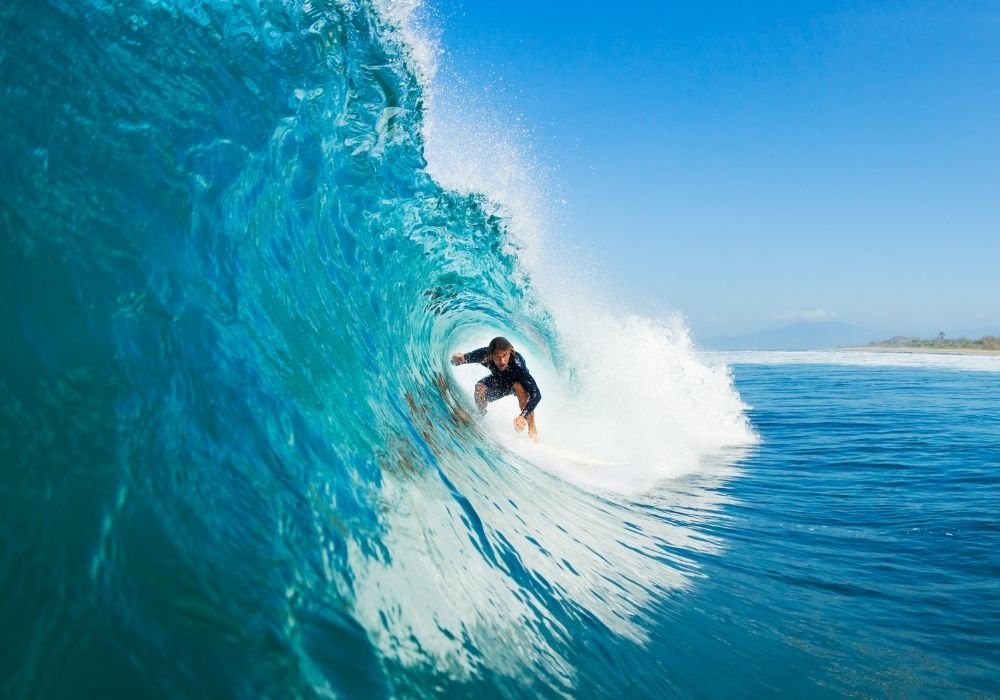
[[871, 335, 1000, 351]]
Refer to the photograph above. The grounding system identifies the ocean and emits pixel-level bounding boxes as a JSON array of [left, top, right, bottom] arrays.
[[2, 1, 999, 698]]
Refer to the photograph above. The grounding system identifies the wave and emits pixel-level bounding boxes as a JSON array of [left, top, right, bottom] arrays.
[[1, 0, 754, 695]]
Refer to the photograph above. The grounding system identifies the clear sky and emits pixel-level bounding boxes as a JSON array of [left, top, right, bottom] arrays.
[[425, 0, 1000, 339]]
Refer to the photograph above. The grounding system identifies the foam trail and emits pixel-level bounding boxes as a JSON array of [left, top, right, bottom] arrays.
[[714, 349, 1000, 373]]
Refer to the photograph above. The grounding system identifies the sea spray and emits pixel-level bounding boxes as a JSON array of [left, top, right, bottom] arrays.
[[416, 15, 756, 488]]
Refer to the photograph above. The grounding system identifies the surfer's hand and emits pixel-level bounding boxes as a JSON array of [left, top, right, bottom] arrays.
[[450, 352, 464, 366], [514, 416, 527, 433]]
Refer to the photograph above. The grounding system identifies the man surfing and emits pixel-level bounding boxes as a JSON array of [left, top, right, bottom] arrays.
[[451, 336, 541, 440]]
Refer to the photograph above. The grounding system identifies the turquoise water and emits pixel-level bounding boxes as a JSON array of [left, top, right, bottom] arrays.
[[3, 1, 1000, 697]]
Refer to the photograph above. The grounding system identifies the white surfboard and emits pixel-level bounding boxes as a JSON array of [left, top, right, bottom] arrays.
[[525, 442, 627, 467]]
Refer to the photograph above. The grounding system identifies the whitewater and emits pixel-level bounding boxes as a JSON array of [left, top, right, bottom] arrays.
[[3, 1, 999, 698]]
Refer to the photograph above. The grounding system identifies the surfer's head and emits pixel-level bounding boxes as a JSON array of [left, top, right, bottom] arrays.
[[488, 336, 514, 370]]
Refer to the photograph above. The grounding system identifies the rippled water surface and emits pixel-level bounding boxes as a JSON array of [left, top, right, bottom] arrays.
[[686, 359, 1000, 698]]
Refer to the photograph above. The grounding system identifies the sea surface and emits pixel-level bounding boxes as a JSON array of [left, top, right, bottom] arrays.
[[3, 1, 999, 698]]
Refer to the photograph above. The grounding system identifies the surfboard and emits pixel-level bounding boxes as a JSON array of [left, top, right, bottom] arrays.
[[525, 442, 627, 467]]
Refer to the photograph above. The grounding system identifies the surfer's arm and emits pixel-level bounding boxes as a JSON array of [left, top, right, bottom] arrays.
[[451, 347, 489, 366], [517, 371, 542, 418]]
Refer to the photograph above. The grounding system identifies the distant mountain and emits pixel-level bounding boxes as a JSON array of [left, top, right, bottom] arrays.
[[702, 321, 879, 351]]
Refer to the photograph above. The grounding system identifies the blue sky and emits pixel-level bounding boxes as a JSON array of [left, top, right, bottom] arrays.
[[427, 1, 1000, 339]]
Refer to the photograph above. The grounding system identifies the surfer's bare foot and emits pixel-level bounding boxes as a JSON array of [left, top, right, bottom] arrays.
[[528, 428, 538, 442]]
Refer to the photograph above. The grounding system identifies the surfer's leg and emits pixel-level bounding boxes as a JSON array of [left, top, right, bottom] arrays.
[[476, 375, 511, 415], [512, 382, 538, 439], [474, 382, 488, 414], [526, 413, 537, 439]]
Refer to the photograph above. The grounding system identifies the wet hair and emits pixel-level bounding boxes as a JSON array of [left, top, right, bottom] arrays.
[[488, 336, 514, 355]]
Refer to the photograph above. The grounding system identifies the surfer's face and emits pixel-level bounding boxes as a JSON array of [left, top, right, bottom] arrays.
[[492, 349, 512, 370]]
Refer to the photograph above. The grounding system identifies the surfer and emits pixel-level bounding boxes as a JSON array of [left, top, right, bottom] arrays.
[[450, 337, 541, 440]]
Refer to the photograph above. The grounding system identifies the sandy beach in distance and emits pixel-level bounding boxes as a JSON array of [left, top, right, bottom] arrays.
[[839, 346, 1000, 356]]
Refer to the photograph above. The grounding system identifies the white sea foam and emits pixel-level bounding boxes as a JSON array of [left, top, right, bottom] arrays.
[[710, 349, 1000, 373], [452, 304, 757, 495]]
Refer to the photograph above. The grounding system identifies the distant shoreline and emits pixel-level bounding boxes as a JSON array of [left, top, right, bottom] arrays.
[[839, 345, 1000, 356]]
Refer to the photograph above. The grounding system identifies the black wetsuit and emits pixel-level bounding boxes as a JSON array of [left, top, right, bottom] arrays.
[[459, 347, 542, 418]]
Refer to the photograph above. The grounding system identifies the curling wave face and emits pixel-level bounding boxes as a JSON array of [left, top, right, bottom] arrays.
[[1, 1, 753, 696]]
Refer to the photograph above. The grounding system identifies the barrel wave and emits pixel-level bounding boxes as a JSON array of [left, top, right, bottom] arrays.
[[1, 1, 754, 698]]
